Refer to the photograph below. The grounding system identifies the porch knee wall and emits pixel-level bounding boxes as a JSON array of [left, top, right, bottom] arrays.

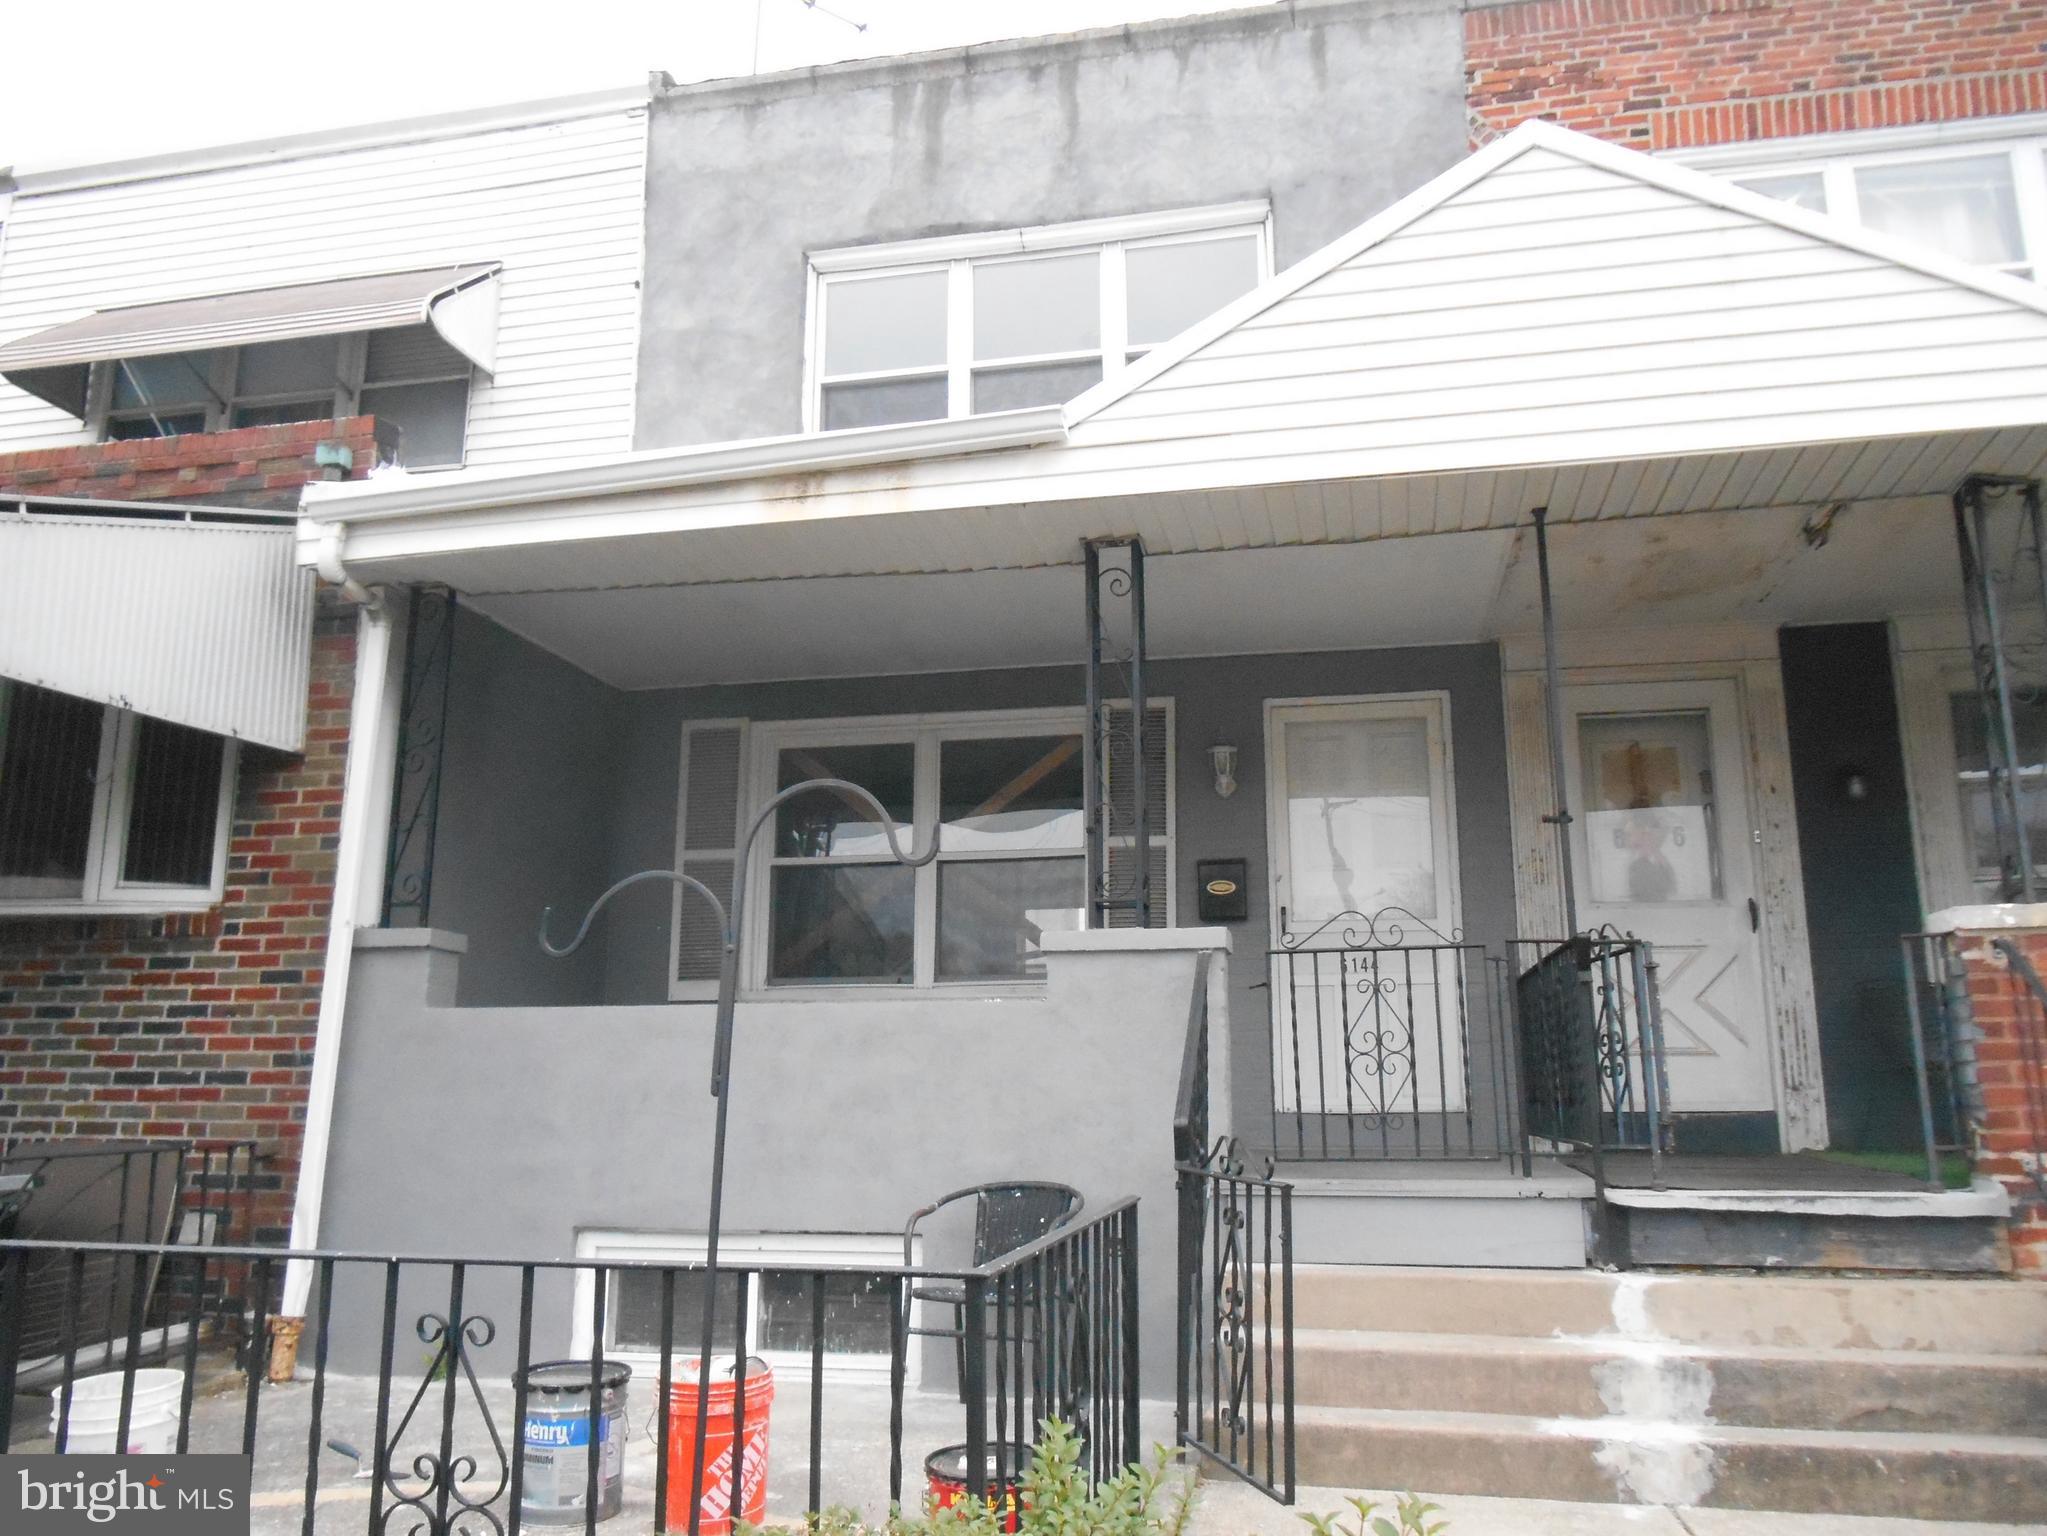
[[1948, 922, 2047, 1275]]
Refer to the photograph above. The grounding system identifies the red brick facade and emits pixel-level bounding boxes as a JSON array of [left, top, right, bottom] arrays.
[[0, 420, 378, 1242], [1467, 0, 2047, 148], [1953, 927, 2047, 1276]]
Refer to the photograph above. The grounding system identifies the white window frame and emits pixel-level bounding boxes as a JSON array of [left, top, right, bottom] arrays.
[[736, 703, 1175, 998], [803, 202, 1273, 433], [570, 1230, 919, 1383], [1670, 114, 2047, 280], [0, 692, 236, 916]]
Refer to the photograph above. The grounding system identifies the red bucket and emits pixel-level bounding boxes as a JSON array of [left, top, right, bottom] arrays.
[[662, 1358, 774, 1536], [924, 1444, 1025, 1532]]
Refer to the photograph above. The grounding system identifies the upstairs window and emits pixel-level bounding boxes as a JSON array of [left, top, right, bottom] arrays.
[[807, 204, 1270, 431], [0, 679, 234, 912]]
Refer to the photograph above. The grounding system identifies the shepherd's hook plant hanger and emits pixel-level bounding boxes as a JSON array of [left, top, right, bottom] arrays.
[[538, 777, 937, 1536]]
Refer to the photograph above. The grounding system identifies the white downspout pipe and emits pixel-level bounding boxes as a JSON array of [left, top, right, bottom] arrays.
[[281, 593, 399, 1318]]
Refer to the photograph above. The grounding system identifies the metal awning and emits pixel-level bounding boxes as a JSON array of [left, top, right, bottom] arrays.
[[0, 263, 501, 416], [0, 504, 316, 751]]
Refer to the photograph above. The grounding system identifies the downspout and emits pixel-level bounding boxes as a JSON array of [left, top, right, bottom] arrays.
[[281, 537, 399, 1319]]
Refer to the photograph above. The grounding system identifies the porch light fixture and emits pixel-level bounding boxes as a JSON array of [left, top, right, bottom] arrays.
[[1210, 744, 1238, 799]]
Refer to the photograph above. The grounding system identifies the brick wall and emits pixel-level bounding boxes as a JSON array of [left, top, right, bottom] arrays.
[[0, 421, 377, 1242], [1953, 926, 2047, 1276], [1467, 0, 2047, 149]]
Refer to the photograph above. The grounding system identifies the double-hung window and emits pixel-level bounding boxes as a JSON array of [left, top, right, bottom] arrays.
[[807, 204, 1271, 431], [0, 679, 235, 912]]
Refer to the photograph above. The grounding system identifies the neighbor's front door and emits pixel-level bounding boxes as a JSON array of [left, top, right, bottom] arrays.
[[1560, 679, 1776, 1113]]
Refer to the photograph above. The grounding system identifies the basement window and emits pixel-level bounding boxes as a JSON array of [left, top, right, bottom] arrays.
[[0, 679, 235, 913]]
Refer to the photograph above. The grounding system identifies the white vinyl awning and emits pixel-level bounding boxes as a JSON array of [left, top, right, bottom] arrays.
[[0, 263, 501, 416], [0, 507, 316, 751]]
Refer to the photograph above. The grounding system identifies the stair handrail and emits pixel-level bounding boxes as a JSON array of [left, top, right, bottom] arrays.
[[1173, 950, 1212, 1169], [1985, 937, 2047, 1202]]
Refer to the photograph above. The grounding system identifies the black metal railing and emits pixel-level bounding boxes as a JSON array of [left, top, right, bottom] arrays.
[[1899, 931, 1983, 1187], [1174, 1140, 1293, 1505], [1988, 938, 2047, 1204], [1173, 952, 1212, 1168], [1511, 935, 1670, 1169], [0, 1201, 1140, 1535], [1269, 911, 1523, 1163]]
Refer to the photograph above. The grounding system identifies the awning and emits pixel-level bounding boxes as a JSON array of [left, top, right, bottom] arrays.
[[0, 508, 315, 751], [0, 263, 501, 416]]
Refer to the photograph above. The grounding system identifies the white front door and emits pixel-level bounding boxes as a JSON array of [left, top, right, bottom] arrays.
[[1266, 695, 1464, 1115], [1561, 679, 1776, 1113]]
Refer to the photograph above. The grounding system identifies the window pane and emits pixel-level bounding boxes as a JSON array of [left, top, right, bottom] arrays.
[[1579, 711, 1721, 904], [361, 378, 469, 467], [111, 353, 218, 412], [768, 865, 914, 983], [824, 270, 947, 375], [231, 399, 333, 429], [122, 717, 222, 887], [1950, 691, 2047, 887], [940, 735, 1084, 851], [1283, 714, 1438, 920], [610, 1267, 740, 1353], [970, 359, 1102, 413], [821, 375, 948, 430], [1126, 234, 1261, 346], [107, 412, 207, 440], [973, 252, 1099, 361], [758, 1269, 896, 1355], [937, 858, 1084, 981], [235, 336, 337, 398], [1733, 171, 1828, 213], [776, 743, 914, 856], [0, 684, 103, 901], [1855, 154, 2024, 267]]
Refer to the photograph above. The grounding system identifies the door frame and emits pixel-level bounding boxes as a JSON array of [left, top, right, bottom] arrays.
[[1503, 639, 1828, 1151]]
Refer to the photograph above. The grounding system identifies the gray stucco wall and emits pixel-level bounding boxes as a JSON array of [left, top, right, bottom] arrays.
[[636, 0, 1468, 448], [589, 644, 1516, 1151]]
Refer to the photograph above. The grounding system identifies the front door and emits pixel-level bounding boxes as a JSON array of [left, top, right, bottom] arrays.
[[1561, 679, 1776, 1113]]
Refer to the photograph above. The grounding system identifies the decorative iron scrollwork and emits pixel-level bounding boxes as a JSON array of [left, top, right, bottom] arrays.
[[378, 1311, 508, 1536], [1279, 906, 1463, 951]]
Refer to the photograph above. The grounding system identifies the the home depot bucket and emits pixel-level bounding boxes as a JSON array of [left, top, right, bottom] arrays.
[[516, 1360, 631, 1524], [52, 1369, 184, 1454], [924, 1443, 1024, 1532], [662, 1357, 774, 1536]]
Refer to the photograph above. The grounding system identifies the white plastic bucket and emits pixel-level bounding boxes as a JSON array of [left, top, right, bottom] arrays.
[[52, 1369, 184, 1454]]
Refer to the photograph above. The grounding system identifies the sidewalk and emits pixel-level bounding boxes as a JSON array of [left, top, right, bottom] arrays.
[[1191, 1479, 2046, 1536]]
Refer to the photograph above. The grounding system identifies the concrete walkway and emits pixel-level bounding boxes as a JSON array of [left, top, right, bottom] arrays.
[[1194, 1479, 2047, 1536]]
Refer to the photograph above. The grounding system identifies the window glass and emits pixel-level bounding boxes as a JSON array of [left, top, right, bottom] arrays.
[[972, 252, 1100, 360], [970, 360, 1103, 413], [1282, 714, 1438, 919], [360, 378, 468, 467], [937, 859, 1084, 980], [609, 1268, 742, 1354], [234, 336, 337, 399], [1126, 234, 1261, 347], [1855, 154, 2025, 268], [122, 717, 222, 886], [768, 865, 915, 983], [1579, 711, 1721, 904], [821, 376, 949, 431], [939, 736, 1084, 851], [0, 683, 103, 901], [231, 399, 333, 430], [824, 270, 948, 375], [107, 412, 206, 440], [1950, 691, 2047, 888], [111, 353, 218, 412], [1733, 171, 1829, 213], [758, 1269, 896, 1355], [775, 743, 915, 856]]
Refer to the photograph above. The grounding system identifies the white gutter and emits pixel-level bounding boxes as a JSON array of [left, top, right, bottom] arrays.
[[298, 407, 1068, 525], [281, 598, 399, 1317]]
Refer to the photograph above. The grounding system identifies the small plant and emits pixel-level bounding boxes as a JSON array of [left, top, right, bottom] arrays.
[[1301, 1494, 1449, 1536]]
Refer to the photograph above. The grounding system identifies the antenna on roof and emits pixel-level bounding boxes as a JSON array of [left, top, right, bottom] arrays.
[[801, 0, 869, 32], [753, 0, 870, 74]]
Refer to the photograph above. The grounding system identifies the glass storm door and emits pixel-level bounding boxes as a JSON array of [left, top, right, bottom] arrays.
[[1562, 679, 1775, 1113], [1266, 698, 1465, 1116]]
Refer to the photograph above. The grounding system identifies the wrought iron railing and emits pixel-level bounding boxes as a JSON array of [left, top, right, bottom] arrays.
[[1898, 931, 1982, 1187], [1173, 951, 1212, 1169], [1511, 935, 1670, 1170], [0, 1201, 1140, 1535], [1174, 1140, 1293, 1505], [1987, 938, 2047, 1204], [1268, 909, 1523, 1163]]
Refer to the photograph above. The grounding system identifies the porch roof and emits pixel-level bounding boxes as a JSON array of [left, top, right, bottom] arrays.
[[299, 118, 2047, 597]]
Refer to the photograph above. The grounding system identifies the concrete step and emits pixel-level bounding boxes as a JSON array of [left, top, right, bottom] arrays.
[[1294, 1403, 2047, 1522], [1292, 1327, 2047, 1435], [1607, 1183, 2012, 1274], [1287, 1164, 1591, 1268], [1291, 1264, 2047, 1354]]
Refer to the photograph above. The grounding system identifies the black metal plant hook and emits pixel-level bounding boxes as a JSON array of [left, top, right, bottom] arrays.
[[536, 776, 937, 1536]]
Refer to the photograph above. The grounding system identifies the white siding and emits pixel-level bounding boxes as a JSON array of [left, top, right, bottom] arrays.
[[0, 105, 647, 467], [1067, 142, 2047, 479]]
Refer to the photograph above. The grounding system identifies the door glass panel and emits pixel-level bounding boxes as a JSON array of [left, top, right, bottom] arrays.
[[1580, 711, 1720, 904], [1281, 714, 1438, 921]]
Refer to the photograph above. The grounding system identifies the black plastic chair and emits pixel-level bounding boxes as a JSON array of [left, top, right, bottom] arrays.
[[900, 1182, 1083, 1399]]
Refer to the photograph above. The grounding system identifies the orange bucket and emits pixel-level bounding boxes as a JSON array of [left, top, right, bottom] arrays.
[[924, 1444, 1024, 1532], [662, 1358, 774, 1536]]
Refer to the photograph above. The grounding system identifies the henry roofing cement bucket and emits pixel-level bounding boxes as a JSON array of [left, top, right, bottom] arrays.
[[662, 1357, 773, 1536], [52, 1369, 184, 1454], [516, 1360, 631, 1525]]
